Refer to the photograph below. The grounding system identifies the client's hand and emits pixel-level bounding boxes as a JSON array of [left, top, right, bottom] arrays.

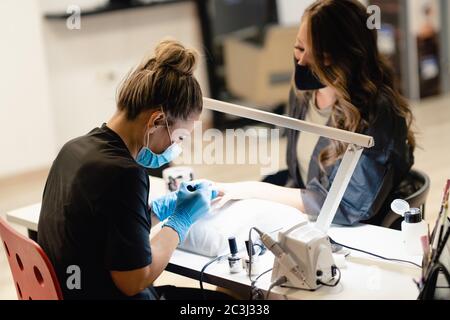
[[212, 181, 304, 213], [212, 181, 260, 209]]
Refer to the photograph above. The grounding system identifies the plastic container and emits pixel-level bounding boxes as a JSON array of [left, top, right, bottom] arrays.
[[401, 208, 428, 256]]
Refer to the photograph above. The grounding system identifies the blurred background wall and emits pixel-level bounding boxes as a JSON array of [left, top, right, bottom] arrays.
[[0, 0, 449, 180], [0, 0, 210, 180], [0, 0, 56, 178]]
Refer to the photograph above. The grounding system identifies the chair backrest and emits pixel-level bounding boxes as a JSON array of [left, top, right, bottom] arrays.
[[404, 169, 431, 211], [0, 218, 63, 300], [382, 169, 431, 229]]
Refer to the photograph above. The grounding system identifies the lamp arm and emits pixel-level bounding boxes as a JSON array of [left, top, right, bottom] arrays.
[[315, 144, 364, 233], [202, 98, 372, 234]]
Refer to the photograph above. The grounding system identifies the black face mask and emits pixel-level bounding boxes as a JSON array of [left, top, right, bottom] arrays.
[[294, 60, 326, 91]]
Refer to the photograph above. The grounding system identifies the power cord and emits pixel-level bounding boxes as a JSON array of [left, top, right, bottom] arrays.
[[248, 227, 279, 300], [250, 268, 273, 300], [266, 276, 287, 300], [329, 237, 422, 269], [264, 264, 341, 299], [199, 228, 269, 300], [199, 254, 227, 300], [247, 228, 257, 284], [317, 265, 341, 287]]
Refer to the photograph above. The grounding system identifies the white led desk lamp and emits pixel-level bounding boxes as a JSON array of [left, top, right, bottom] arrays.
[[203, 98, 374, 290]]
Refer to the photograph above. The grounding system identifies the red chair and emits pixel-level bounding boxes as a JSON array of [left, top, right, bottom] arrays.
[[0, 218, 63, 300]]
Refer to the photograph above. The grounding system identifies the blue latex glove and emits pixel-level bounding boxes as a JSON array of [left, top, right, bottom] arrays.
[[190, 179, 219, 200], [163, 181, 214, 243], [151, 181, 219, 222], [151, 191, 177, 222]]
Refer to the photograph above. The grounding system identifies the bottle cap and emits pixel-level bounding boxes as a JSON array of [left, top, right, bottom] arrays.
[[391, 199, 410, 217], [228, 237, 238, 255], [245, 240, 256, 257], [404, 208, 422, 223]]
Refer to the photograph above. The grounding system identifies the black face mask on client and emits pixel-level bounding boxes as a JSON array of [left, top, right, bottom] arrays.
[[294, 58, 326, 91]]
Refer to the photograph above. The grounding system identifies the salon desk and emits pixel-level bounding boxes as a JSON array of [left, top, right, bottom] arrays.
[[6, 176, 421, 300]]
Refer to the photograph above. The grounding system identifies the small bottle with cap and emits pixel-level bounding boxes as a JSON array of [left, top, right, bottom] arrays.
[[243, 240, 261, 276], [227, 237, 242, 274], [402, 208, 428, 256], [391, 199, 428, 256]]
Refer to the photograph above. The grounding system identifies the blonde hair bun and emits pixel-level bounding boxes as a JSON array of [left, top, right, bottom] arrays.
[[154, 39, 198, 76], [117, 39, 203, 120]]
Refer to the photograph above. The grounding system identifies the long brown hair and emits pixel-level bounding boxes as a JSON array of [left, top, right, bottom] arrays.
[[301, 0, 415, 170], [117, 39, 203, 123]]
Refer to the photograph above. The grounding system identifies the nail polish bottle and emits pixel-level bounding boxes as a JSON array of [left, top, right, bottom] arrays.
[[243, 240, 260, 276], [227, 237, 242, 274]]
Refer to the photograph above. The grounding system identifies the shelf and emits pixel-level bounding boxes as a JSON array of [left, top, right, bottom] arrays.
[[44, 0, 189, 20]]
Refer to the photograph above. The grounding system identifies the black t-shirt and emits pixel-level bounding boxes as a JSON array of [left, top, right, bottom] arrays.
[[38, 124, 156, 300]]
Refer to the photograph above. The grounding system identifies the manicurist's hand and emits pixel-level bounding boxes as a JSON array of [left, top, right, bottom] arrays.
[[162, 181, 216, 242]]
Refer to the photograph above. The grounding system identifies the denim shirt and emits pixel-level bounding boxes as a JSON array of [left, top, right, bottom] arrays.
[[286, 88, 414, 225]]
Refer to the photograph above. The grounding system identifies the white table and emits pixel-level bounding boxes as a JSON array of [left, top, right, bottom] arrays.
[[6, 177, 422, 300]]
